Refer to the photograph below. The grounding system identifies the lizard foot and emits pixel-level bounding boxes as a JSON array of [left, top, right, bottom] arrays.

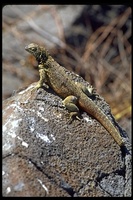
[[30, 85, 41, 94], [67, 112, 81, 124], [62, 95, 80, 124], [30, 81, 49, 95]]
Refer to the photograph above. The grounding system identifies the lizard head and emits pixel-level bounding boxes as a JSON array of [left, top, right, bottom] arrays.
[[25, 43, 49, 63]]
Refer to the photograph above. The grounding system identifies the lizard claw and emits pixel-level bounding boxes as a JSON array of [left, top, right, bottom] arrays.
[[67, 112, 81, 124]]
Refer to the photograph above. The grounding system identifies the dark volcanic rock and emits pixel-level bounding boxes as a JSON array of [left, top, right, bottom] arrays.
[[2, 83, 131, 197]]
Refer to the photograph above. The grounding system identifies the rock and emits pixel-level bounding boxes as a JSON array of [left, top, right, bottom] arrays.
[[2, 82, 131, 197]]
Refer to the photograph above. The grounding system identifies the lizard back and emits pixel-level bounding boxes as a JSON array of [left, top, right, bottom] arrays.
[[45, 56, 83, 99]]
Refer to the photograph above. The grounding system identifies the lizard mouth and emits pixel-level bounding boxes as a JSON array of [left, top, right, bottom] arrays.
[[25, 45, 31, 53], [25, 46, 28, 50]]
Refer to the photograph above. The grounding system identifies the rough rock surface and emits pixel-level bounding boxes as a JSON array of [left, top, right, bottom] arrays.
[[2, 81, 131, 197]]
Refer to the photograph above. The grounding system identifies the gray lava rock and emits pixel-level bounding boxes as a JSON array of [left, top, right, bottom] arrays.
[[2, 83, 131, 197]]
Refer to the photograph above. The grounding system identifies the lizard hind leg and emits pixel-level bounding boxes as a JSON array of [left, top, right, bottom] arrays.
[[82, 85, 95, 97], [62, 95, 80, 123], [75, 82, 95, 97]]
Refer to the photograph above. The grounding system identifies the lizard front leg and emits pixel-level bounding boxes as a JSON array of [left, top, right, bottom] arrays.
[[62, 95, 80, 122], [31, 64, 49, 93]]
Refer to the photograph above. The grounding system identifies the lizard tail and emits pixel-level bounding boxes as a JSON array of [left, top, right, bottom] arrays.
[[79, 96, 124, 147]]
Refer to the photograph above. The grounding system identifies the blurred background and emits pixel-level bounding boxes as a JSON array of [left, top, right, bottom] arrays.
[[2, 5, 131, 139]]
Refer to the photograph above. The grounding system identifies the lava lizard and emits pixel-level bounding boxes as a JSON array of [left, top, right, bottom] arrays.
[[25, 43, 124, 147]]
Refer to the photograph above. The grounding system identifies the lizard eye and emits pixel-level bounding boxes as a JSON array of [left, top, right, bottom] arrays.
[[31, 47, 36, 51]]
